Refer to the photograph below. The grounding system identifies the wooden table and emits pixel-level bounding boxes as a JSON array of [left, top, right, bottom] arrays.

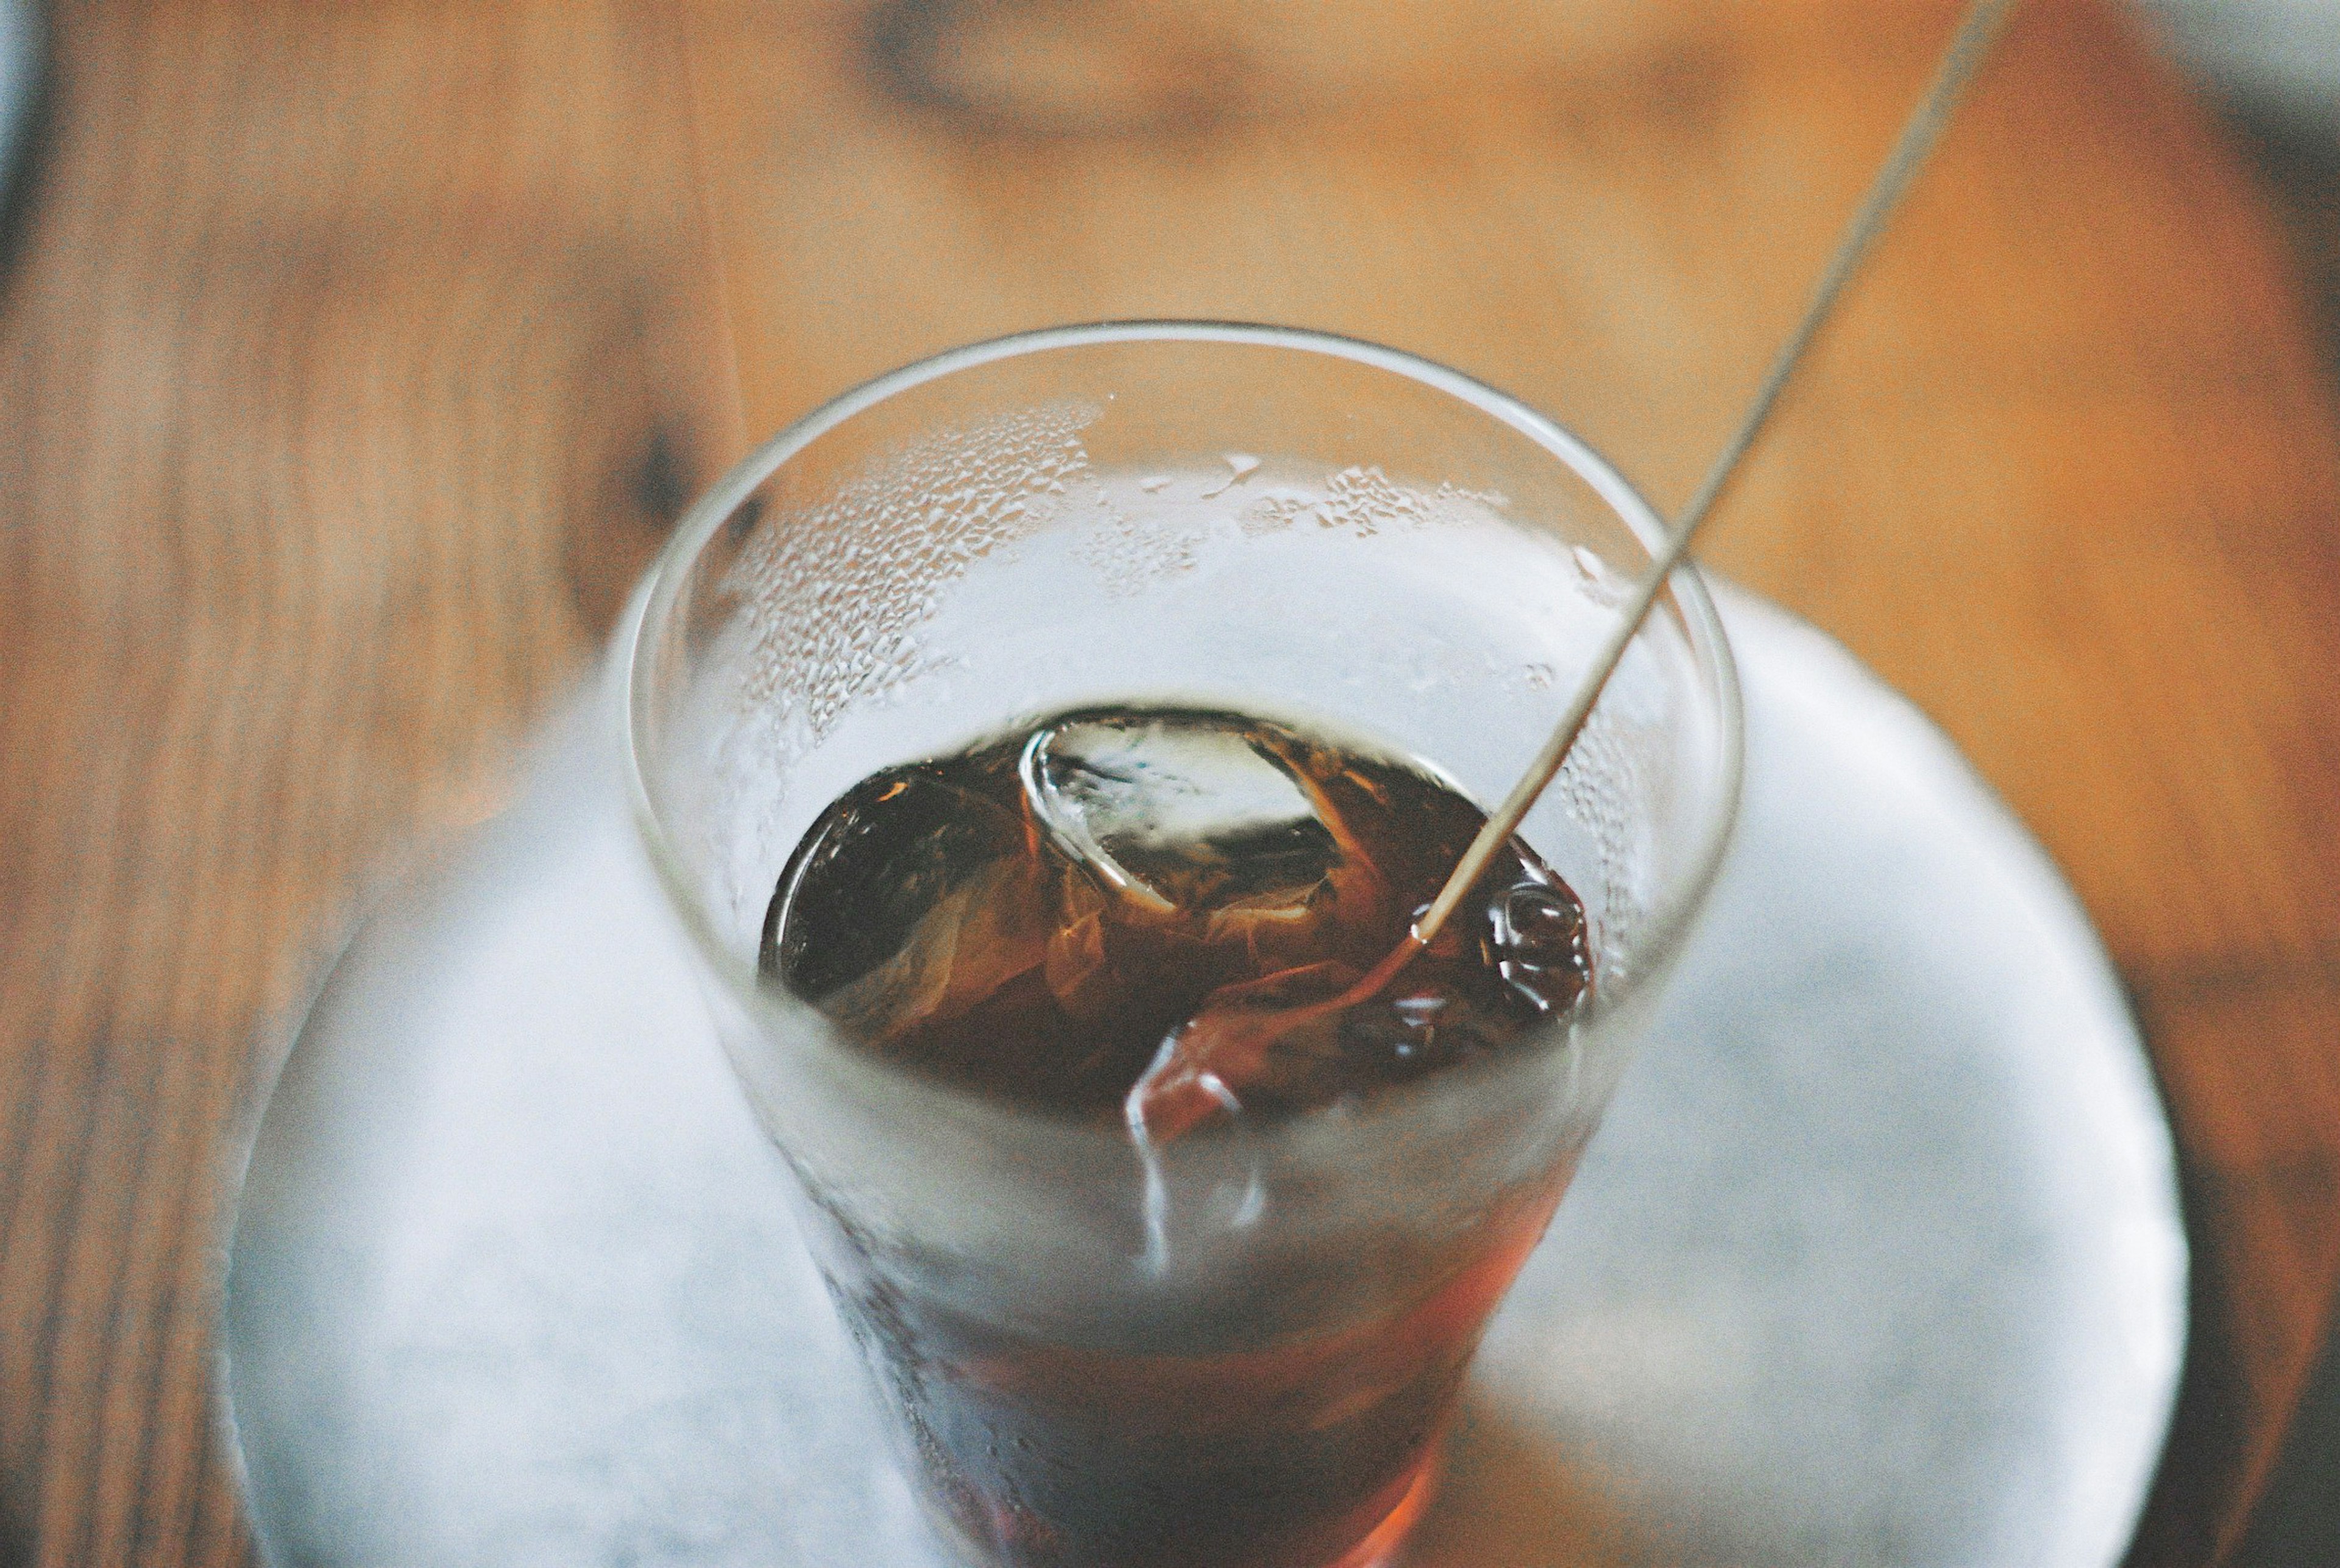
[[2, 0, 2335, 1562]]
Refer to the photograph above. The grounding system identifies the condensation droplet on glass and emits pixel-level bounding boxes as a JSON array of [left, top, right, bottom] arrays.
[[1571, 544, 1606, 583], [1200, 452, 1261, 498]]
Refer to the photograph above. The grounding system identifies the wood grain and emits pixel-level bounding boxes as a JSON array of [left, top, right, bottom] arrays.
[[0, 0, 2333, 1562], [0, 2, 733, 1563]]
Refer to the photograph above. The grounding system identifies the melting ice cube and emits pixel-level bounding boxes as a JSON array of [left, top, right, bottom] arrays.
[[762, 768, 1052, 1043], [1019, 712, 1342, 920]]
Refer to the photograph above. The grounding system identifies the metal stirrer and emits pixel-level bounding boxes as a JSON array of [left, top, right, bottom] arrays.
[[1405, 0, 2020, 958]]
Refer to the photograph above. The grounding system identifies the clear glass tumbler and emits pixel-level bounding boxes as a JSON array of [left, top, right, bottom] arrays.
[[623, 323, 1740, 1568]]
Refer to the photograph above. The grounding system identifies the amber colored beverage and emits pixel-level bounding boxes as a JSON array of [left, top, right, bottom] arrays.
[[763, 706, 1591, 1567]]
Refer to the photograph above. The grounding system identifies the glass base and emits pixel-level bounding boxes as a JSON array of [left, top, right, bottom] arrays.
[[915, 1444, 1442, 1568], [1325, 1453, 1439, 1568]]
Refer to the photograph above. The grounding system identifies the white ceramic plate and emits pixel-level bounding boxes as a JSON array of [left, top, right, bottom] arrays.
[[222, 587, 2185, 1567]]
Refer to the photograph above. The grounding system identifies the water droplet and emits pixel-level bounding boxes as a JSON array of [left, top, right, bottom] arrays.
[[1200, 453, 1261, 498]]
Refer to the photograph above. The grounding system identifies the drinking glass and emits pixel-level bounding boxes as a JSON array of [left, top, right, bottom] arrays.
[[623, 322, 1740, 1568]]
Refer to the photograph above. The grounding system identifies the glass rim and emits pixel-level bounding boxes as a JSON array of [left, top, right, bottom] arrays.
[[620, 318, 1745, 1102]]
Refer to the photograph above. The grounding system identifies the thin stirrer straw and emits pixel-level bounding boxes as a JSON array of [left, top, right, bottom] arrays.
[[1126, 0, 2024, 1145], [1405, 0, 2021, 956]]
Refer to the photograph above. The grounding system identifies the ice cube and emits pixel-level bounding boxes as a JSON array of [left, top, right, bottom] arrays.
[[762, 768, 1052, 1044], [1486, 881, 1589, 1014], [1019, 712, 1342, 921]]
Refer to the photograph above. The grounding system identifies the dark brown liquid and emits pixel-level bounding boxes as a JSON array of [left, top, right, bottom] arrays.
[[807, 1174, 1567, 1568], [762, 706, 1593, 1567], [764, 706, 1590, 1126]]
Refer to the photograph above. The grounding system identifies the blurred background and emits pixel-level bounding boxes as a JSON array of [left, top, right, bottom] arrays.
[[2152, 0, 2340, 372], [1, 1, 2338, 1564], [2140, 12, 2340, 1568]]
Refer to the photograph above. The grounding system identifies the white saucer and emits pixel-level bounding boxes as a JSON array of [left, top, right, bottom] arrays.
[[222, 587, 2185, 1567]]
